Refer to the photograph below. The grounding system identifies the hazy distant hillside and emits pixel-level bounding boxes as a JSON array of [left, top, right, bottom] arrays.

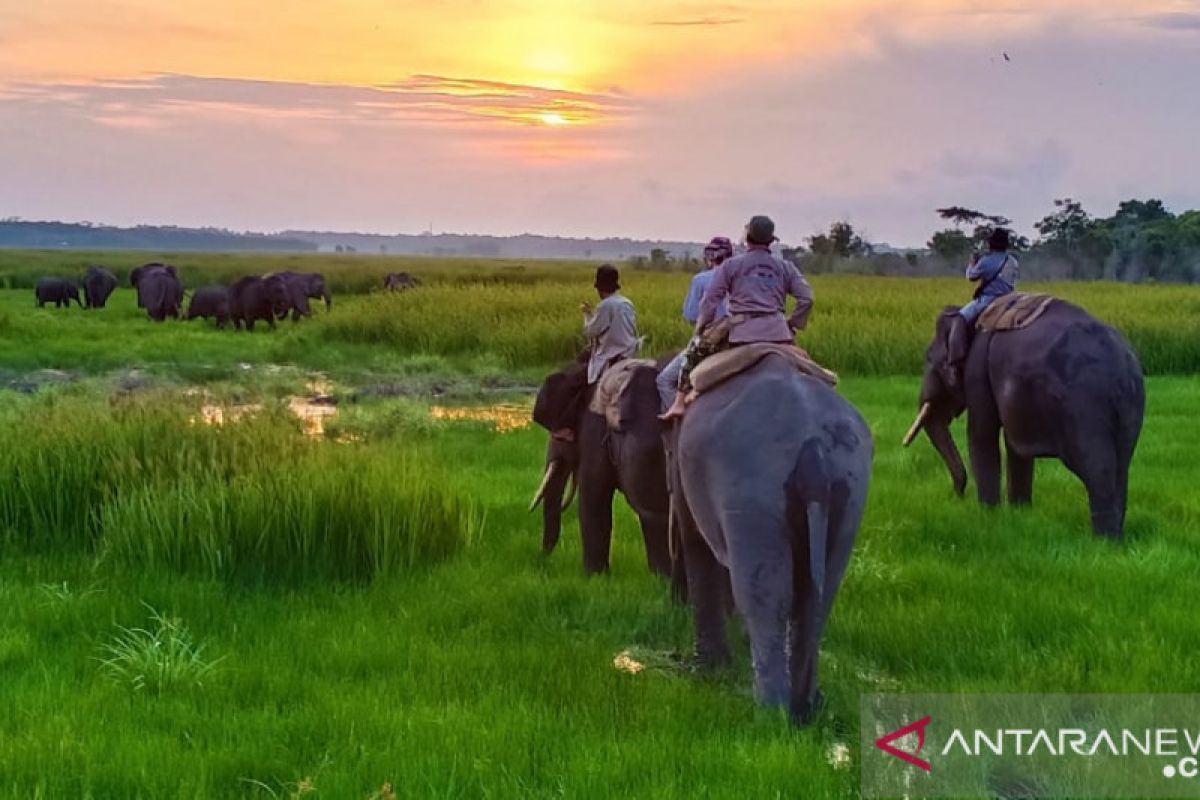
[[0, 220, 317, 252], [282, 230, 706, 260], [0, 219, 704, 260]]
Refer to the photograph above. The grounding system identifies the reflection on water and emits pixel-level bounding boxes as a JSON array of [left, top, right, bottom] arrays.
[[196, 403, 262, 427], [288, 398, 338, 436], [194, 399, 337, 437], [430, 403, 531, 433]]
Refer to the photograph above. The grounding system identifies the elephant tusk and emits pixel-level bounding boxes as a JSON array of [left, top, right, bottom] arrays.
[[902, 402, 932, 448], [561, 470, 577, 511], [528, 461, 561, 513]]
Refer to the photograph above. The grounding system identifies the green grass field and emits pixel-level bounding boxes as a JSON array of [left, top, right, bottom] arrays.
[[1, 251, 1198, 798]]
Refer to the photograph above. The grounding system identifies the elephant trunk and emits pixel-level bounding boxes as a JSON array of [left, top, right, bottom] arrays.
[[529, 459, 571, 554], [924, 417, 968, 496], [323, 291, 332, 310]]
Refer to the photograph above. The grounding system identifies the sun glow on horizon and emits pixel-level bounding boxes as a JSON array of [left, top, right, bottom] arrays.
[[539, 112, 569, 126]]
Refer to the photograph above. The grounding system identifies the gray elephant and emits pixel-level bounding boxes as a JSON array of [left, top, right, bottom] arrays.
[[906, 301, 1145, 538], [82, 266, 118, 309], [130, 263, 184, 321], [531, 361, 672, 579], [35, 278, 82, 308], [671, 354, 873, 723], [186, 286, 232, 328], [384, 272, 421, 291], [229, 275, 289, 331], [273, 272, 331, 321]]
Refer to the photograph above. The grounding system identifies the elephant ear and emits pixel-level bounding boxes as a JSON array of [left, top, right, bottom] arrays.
[[533, 365, 587, 433], [617, 366, 658, 429]]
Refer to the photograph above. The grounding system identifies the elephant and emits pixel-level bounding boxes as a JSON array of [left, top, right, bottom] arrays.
[[130, 263, 184, 321], [186, 286, 232, 328], [906, 302, 1145, 539], [384, 272, 421, 291], [670, 354, 873, 723], [229, 275, 290, 331], [531, 360, 673, 579], [34, 278, 82, 308], [272, 272, 331, 321], [82, 266, 118, 309]]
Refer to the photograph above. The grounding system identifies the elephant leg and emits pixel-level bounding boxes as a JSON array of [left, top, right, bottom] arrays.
[[677, 498, 731, 669], [726, 517, 793, 708], [634, 508, 671, 578], [1063, 445, 1123, 539], [578, 480, 615, 574], [1006, 445, 1035, 506], [789, 578, 827, 724], [968, 406, 1002, 507], [577, 414, 617, 574]]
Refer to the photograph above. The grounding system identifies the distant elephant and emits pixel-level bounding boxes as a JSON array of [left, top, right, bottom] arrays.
[[670, 354, 873, 723], [130, 263, 184, 321], [34, 277, 82, 308], [273, 272, 331, 321], [229, 275, 289, 332], [906, 302, 1144, 538], [531, 361, 672, 579], [186, 286, 232, 328], [384, 272, 421, 291], [82, 266, 118, 309]]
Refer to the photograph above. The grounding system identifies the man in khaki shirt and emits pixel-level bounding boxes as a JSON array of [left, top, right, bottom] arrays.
[[582, 264, 641, 384]]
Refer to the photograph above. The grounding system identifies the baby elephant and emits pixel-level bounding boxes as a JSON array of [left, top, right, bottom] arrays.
[[186, 286, 232, 329], [35, 278, 82, 308]]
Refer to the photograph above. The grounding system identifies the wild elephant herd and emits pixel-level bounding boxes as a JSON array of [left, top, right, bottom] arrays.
[[33, 265, 422, 329], [531, 295, 1146, 724]]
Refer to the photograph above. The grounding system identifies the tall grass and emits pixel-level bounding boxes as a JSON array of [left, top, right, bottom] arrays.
[[0, 393, 480, 582], [313, 274, 1200, 375], [3, 252, 1200, 377], [101, 452, 482, 583]]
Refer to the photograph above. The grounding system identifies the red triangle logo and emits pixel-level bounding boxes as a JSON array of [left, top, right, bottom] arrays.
[[875, 715, 933, 772]]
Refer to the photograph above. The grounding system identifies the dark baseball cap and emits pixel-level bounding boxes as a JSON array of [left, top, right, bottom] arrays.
[[746, 215, 778, 245]]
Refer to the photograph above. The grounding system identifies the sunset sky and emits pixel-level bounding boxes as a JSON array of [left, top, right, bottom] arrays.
[[2, 0, 1198, 244]]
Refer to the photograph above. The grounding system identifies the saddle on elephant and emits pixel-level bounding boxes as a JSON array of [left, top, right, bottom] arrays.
[[976, 292, 1056, 332], [688, 343, 837, 400], [588, 358, 658, 430]]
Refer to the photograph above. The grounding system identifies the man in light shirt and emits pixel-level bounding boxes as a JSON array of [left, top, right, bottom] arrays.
[[656, 237, 732, 410], [582, 264, 641, 385], [661, 215, 814, 420], [540, 265, 640, 443]]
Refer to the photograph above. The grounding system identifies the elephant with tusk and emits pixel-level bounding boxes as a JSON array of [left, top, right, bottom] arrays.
[[530, 360, 673, 580], [905, 301, 1145, 538]]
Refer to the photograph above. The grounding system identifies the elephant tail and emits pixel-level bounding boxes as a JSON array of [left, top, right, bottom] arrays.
[[789, 438, 833, 604]]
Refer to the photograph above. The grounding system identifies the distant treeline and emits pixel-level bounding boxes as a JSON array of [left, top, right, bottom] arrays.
[[0, 220, 317, 252], [631, 198, 1200, 284]]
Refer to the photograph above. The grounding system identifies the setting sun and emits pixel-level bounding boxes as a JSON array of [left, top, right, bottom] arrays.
[[539, 112, 569, 127]]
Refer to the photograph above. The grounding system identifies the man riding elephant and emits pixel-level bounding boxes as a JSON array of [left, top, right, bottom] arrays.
[[946, 227, 1019, 387], [541, 265, 641, 443], [661, 215, 814, 419], [656, 236, 732, 411]]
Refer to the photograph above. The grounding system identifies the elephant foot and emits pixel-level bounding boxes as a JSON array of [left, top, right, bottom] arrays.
[[790, 689, 827, 727], [1091, 516, 1124, 541], [690, 645, 733, 674]]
